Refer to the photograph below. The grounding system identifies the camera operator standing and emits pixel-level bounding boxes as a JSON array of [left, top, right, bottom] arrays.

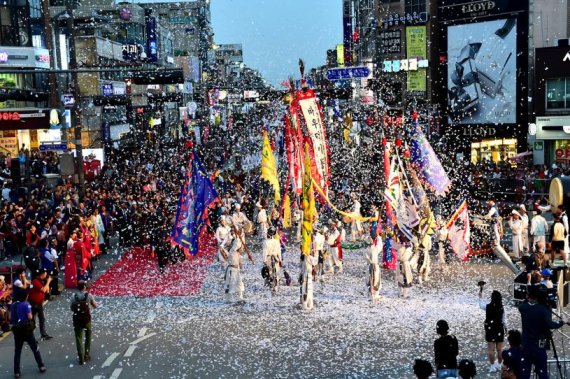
[[518, 284, 568, 379]]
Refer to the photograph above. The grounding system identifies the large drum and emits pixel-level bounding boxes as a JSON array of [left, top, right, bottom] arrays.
[[549, 177, 570, 209]]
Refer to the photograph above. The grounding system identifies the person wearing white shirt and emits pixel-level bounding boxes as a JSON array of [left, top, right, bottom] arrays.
[[256, 202, 268, 241], [262, 235, 282, 267], [231, 204, 251, 236], [325, 221, 343, 274], [483, 199, 501, 247], [349, 194, 363, 242], [299, 253, 316, 309], [224, 230, 246, 302], [312, 228, 326, 280], [215, 216, 232, 263], [519, 204, 529, 254], [530, 210, 548, 249], [508, 210, 523, 259], [436, 215, 449, 267], [365, 233, 382, 302]]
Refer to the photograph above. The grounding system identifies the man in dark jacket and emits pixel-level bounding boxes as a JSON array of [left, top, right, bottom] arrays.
[[434, 319, 459, 378], [518, 284, 568, 379]]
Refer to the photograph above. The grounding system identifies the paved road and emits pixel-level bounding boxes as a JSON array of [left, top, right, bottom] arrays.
[[1, 245, 569, 379]]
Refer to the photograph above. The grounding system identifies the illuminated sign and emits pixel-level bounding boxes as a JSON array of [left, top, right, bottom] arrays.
[[0, 51, 7, 63], [0, 110, 50, 130], [0, 112, 21, 121], [383, 59, 428, 72], [102, 83, 113, 96]]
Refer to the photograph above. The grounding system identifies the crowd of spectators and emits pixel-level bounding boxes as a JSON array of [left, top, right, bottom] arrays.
[[0, 137, 188, 338]]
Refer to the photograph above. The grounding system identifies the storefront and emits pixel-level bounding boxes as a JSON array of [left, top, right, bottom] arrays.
[[534, 116, 570, 166], [0, 108, 53, 154], [0, 46, 50, 108], [470, 138, 517, 164]]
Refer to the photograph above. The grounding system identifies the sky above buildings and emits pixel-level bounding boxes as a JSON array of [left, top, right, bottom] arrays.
[[211, 0, 342, 87]]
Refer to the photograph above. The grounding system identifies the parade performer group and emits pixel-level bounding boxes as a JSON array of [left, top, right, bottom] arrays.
[[171, 62, 472, 309]]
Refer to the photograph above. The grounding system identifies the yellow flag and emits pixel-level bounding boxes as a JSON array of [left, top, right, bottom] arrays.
[[301, 143, 315, 256], [261, 130, 281, 201], [283, 193, 292, 228], [343, 113, 353, 143]]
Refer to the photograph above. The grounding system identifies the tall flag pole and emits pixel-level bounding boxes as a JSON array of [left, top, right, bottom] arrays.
[[301, 142, 315, 256], [382, 139, 397, 270], [295, 59, 330, 195], [261, 129, 281, 202], [170, 151, 219, 255]]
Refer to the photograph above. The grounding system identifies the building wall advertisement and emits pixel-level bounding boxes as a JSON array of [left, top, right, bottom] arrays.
[[447, 18, 517, 124]]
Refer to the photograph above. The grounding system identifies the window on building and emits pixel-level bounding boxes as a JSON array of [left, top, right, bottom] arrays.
[[405, 0, 426, 14], [546, 78, 569, 110]]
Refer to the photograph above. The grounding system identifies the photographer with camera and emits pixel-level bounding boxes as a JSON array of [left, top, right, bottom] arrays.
[[518, 284, 568, 379]]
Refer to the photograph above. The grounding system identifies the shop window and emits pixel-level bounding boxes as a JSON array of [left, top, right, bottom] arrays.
[[546, 78, 569, 109]]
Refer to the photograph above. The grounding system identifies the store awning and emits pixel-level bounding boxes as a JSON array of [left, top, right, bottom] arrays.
[[509, 151, 533, 160]]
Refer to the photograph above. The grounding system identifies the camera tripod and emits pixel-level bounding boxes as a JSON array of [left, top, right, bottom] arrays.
[[548, 331, 564, 379]]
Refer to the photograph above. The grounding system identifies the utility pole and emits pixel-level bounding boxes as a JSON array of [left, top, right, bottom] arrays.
[[42, 0, 58, 109], [65, 0, 85, 198]]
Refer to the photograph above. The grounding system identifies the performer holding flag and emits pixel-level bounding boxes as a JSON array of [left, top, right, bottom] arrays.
[[170, 149, 218, 256]]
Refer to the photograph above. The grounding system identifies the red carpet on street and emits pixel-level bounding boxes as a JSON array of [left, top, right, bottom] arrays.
[[90, 235, 217, 297]]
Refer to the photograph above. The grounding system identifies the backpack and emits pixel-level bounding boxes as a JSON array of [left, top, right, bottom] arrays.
[[72, 293, 91, 327]]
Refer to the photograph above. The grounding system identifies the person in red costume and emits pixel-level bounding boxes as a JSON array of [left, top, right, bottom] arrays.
[[64, 230, 79, 288], [74, 230, 92, 281]]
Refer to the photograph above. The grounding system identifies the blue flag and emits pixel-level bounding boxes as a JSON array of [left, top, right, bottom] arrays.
[[171, 152, 218, 255]]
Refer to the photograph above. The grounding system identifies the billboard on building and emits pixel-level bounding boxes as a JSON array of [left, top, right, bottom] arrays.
[[447, 18, 517, 124], [406, 26, 427, 95], [342, 0, 352, 65]]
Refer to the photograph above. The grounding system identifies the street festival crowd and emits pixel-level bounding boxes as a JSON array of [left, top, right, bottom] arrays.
[[0, 131, 569, 378]]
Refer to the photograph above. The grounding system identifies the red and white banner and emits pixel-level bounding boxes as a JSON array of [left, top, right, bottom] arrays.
[[446, 200, 471, 261], [296, 90, 329, 191], [284, 113, 303, 194]]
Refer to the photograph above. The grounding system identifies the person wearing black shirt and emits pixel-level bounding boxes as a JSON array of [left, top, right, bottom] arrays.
[[502, 330, 524, 379], [518, 284, 569, 379], [434, 319, 459, 379]]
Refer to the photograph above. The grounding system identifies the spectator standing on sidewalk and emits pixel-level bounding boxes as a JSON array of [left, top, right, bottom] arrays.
[[10, 291, 47, 378], [434, 319, 459, 379], [28, 269, 53, 340], [71, 280, 97, 365]]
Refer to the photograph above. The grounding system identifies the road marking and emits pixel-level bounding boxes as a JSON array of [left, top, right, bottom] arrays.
[[102, 352, 120, 368], [137, 327, 148, 338], [93, 376, 103, 379], [129, 332, 156, 345], [110, 368, 123, 379], [124, 345, 137, 357]]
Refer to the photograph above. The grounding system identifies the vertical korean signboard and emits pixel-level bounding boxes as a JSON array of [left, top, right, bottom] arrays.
[[146, 16, 158, 63], [343, 0, 352, 66], [406, 26, 427, 94]]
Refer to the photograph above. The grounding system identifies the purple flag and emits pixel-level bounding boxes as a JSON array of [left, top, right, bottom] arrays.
[[410, 126, 451, 197]]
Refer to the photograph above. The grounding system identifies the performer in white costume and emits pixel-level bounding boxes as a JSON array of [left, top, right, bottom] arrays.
[[299, 253, 316, 309], [508, 210, 523, 259], [256, 202, 268, 242], [435, 215, 449, 267], [365, 233, 382, 302], [325, 221, 343, 274], [215, 216, 232, 263], [519, 204, 529, 253], [349, 193, 363, 242]]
